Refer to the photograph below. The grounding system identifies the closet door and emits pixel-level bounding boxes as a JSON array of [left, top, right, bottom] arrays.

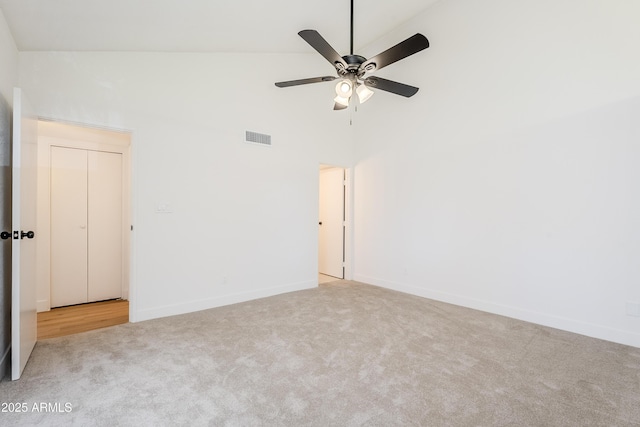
[[50, 147, 88, 307], [87, 151, 122, 302]]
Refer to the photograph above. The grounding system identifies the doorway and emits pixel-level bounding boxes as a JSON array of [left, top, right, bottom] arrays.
[[50, 146, 123, 307], [36, 121, 131, 330], [319, 165, 346, 283]]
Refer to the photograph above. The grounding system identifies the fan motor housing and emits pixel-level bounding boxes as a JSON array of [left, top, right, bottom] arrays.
[[343, 54, 366, 68]]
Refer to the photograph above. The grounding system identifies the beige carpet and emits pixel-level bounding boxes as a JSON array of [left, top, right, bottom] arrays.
[[1, 281, 639, 426]]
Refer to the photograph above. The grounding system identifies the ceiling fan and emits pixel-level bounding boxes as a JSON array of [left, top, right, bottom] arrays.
[[275, 0, 430, 110]]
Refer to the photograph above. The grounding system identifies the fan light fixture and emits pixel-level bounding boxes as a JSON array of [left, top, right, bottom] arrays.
[[334, 80, 373, 107], [335, 80, 353, 98], [334, 95, 350, 107], [356, 84, 374, 104]]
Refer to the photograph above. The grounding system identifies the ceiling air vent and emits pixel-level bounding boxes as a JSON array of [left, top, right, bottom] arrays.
[[245, 131, 271, 146]]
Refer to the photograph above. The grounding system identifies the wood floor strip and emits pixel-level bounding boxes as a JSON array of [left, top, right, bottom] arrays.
[[38, 299, 129, 340]]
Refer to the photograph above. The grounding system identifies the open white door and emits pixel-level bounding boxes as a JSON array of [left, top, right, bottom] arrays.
[[319, 167, 345, 278], [11, 88, 38, 380]]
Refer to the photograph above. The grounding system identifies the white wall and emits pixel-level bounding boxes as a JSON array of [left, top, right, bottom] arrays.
[[0, 9, 18, 105], [353, 0, 640, 347], [19, 51, 354, 321]]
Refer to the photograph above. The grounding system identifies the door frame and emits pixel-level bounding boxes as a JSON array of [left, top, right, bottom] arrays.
[[36, 120, 132, 312], [318, 164, 353, 281]]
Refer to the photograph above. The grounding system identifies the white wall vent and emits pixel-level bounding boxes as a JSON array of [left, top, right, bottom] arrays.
[[245, 131, 272, 146]]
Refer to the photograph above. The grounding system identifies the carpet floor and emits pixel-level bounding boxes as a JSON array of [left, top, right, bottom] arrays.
[[1, 281, 639, 426]]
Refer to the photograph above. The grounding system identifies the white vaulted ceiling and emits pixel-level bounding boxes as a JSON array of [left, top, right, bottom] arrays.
[[0, 0, 441, 53]]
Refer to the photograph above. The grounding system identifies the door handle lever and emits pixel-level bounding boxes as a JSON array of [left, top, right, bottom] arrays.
[[1, 231, 34, 240], [21, 231, 35, 239]]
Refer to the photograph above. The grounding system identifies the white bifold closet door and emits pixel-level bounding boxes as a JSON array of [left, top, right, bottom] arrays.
[[50, 147, 122, 307]]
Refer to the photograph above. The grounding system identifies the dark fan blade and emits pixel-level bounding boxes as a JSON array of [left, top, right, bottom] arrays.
[[275, 76, 336, 88], [360, 33, 429, 73], [333, 102, 348, 110], [363, 76, 419, 97], [299, 30, 348, 72]]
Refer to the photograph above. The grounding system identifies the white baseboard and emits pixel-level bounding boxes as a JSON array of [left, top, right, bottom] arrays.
[[0, 344, 10, 381], [133, 280, 317, 323], [354, 274, 640, 349]]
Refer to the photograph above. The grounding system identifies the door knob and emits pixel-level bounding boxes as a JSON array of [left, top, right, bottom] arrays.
[[319, 222, 323, 225], [1, 231, 34, 240], [21, 231, 35, 239]]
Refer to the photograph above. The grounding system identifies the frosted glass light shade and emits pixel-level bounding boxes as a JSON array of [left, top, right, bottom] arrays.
[[356, 84, 374, 104], [334, 95, 350, 107], [335, 80, 353, 98]]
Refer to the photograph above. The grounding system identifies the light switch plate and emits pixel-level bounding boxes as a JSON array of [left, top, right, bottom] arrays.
[[155, 203, 173, 213], [626, 301, 640, 317]]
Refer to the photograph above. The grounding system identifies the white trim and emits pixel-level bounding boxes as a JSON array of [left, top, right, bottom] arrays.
[[36, 299, 49, 312], [36, 121, 132, 312], [37, 116, 133, 135], [343, 167, 354, 281], [134, 280, 316, 322], [354, 274, 640, 349], [128, 132, 138, 323], [318, 164, 353, 281]]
